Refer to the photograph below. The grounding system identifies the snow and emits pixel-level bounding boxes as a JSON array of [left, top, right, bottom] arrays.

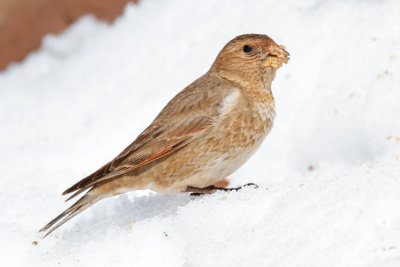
[[1, 0, 400, 266]]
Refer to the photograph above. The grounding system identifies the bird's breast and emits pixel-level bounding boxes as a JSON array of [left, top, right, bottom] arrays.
[[218, 89, 275, 146]]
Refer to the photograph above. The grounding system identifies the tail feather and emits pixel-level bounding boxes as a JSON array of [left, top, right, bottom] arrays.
[[64, 187, 90, 202], [39, 192, 102, 238]]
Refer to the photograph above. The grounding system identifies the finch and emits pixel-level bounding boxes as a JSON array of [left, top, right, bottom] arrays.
[[40, 34, 289, 237]]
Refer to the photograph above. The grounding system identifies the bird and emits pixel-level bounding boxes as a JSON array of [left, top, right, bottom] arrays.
[[39, 33, 289, 238]]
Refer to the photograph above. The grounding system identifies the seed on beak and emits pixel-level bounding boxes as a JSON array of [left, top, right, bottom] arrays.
[[264, 44, 290, 68]]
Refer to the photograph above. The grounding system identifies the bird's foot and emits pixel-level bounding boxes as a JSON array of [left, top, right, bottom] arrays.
[[187, 183, 258, 197]]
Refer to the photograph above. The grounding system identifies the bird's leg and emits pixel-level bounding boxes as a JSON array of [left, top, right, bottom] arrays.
[[213, 178, 230, 188], [186, 183, 258, 197], [186, 185, 218, 195]]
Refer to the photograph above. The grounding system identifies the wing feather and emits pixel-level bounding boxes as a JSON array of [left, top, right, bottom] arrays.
[[63, 116, 212, 195]]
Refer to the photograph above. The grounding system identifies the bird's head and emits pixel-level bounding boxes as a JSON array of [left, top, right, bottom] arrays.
[[210, 34, 289, 88]]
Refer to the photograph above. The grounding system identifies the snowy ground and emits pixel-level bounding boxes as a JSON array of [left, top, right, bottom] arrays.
[[1, 0, 400, 266]]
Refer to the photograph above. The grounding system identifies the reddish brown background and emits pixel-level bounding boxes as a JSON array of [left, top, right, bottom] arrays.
[[0, 0, 138, 71]]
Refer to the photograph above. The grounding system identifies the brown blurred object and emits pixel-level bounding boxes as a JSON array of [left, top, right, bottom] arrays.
[[0, 0, 139, 71]]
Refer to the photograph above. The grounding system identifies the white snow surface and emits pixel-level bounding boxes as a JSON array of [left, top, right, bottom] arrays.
[[1, 0, 400, 266]]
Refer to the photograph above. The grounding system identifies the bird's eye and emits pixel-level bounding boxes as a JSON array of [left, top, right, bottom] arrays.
[[243, 45, 252, 53]]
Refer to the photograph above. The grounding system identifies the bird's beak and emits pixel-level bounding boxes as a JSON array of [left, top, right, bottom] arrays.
[[264, 44, 290, 68]]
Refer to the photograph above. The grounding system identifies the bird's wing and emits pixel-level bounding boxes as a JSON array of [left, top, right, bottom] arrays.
[[63, 75, 236, 196], [63, 116, 213, 195]]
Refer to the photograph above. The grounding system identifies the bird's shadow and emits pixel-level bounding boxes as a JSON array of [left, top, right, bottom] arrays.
[[47, 192, 193, 251]]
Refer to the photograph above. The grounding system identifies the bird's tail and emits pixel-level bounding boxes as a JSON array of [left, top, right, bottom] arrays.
[[39, 191, 103, 238]]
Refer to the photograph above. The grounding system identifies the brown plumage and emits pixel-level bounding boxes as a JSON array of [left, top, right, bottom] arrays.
[[40, 34, 289, 238]]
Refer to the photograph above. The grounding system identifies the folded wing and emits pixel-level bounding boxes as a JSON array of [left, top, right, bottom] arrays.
[[63, 116, 213, 196]]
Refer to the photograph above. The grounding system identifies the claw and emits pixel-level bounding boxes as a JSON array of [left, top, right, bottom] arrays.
[[242, 183, 258, 189], [187, 182, 259, 197]]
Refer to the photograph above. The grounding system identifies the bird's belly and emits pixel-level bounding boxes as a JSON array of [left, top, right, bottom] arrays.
[[188, 144, 262, 187], [163, 131, 268, 193]]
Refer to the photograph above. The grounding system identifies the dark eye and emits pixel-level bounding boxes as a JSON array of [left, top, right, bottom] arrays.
[[243, 45, 252, 53]]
